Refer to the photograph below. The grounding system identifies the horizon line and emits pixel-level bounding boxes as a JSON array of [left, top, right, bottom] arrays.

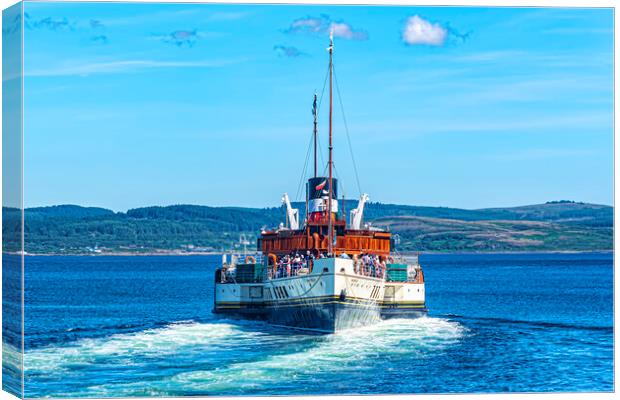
[[11, 199, 614, 214]]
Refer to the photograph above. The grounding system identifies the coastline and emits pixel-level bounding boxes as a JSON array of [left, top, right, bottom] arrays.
[[400, 250, 614, 255], [5, 249, 613, 257]]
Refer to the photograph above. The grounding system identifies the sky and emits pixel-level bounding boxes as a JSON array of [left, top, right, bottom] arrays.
[[21, 2, 614, 211]]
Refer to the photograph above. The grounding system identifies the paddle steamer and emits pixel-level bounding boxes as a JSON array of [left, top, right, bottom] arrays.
[[213, 35, 427, 333]]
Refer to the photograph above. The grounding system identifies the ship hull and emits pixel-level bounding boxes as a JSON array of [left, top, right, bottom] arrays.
[[380, 305, 428, 319], [214, 258, 427, 333], [214, 298, 428, 332], [381, 281, 428, 319], [214, 302, 427, 332], [264, 296, 384, 333]]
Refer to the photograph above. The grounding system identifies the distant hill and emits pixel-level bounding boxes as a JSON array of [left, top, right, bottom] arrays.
[[27, 205, 117, 219], [2, 201, 612, 254], [294, 200, 612, 226], [479, 201, 612, 226], [373, 216, 611, 252]]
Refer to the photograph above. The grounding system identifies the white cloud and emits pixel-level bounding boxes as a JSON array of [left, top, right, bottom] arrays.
[[288, 16, 323, 34], [542, 27, 613, 35], [402, 15, 447, 46], [348, 111, 611, 140], [285, 15, 368, 41], [26, 58, 245, 77], [485, 148, 596, 162], [102, 8, 247, 27], [329, 21, 367, 40]]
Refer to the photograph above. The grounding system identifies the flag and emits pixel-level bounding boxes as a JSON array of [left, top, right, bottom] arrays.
[[315, 180, 327, 191], [312, 94, 317, 117]]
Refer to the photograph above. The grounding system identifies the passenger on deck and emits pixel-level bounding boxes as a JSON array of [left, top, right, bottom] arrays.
[[361, 254, 370, 276], [380, 259, 387, 278], [293, 253, 301, 265], [373, 256, 382, 278]]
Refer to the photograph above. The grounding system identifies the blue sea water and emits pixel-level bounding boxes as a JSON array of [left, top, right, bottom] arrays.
[[5, 252, 614, 397]]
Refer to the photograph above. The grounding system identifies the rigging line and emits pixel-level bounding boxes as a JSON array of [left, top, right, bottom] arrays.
[[317, 62, 330, 115], [321, 161, 328, 176], [316, 125, 326, 172], [313, 63, 330, 172], [333, 65, 362, 198], [294, 64, 329, 203], [332, 161, 346, 201], [295, 132, 314, 202]]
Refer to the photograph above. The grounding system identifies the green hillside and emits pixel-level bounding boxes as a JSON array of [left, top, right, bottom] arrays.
[[373, 216, 611, 252], [3, 200, 612, 254]]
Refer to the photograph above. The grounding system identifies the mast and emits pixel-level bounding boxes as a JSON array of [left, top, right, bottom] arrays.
[[327, 32, 334, 256], [308, 93, 316, 233], [312, 93, 318, 178]]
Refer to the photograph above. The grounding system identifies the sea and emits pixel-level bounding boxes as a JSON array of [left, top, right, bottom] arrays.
[[2, 252, 614, 397]]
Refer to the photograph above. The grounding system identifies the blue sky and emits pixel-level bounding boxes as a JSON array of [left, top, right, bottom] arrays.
[[22, 3, 613, 211]]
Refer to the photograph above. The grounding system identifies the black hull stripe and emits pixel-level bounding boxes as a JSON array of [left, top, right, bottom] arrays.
[[216, 294, 425, 306], [215, 301, 427, 310], [214, 302, 429, 333]]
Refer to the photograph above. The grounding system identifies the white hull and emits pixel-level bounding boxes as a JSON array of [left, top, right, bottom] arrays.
[[214, 258, 426, 332]]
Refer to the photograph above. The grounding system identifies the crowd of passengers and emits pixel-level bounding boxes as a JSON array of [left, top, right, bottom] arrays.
[[220, 252, 391, 282], [354, 253, 386, 278], [270, 251, 386, 279], [272, 251, 315, 278]]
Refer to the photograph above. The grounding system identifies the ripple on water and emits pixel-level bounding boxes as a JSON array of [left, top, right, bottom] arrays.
[[23, 317, 466, 397]]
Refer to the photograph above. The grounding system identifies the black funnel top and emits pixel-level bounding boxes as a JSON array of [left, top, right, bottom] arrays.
[[307, 177, 338, 200]]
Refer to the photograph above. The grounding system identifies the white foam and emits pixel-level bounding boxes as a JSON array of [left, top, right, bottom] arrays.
[[73, 317, 466, 396], [2, 342, 23, 372], [25, 320, 264, 374]]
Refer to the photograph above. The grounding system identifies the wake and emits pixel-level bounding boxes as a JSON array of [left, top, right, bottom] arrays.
[[23, 316, 467, 397]]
